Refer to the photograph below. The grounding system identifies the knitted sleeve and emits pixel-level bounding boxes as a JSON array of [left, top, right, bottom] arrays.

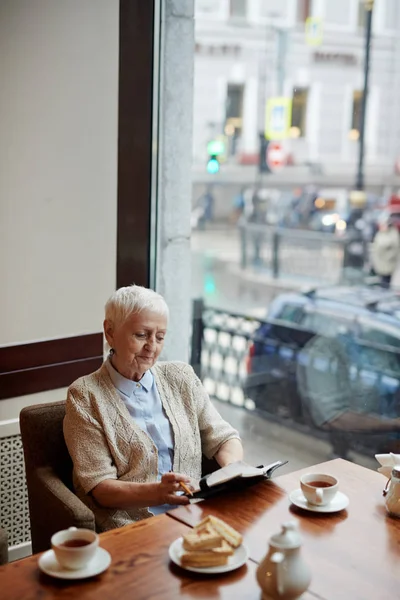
[[63, 385, 118, 494]]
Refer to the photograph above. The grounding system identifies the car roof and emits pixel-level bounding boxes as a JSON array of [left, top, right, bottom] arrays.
[[270, 286, 400, 321], [309, 286, 400, 312]]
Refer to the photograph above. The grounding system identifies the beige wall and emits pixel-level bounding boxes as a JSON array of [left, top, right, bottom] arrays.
[[0, 0, 119, 346]]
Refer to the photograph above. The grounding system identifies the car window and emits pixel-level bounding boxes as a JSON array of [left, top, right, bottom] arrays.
[[300, 311, 352, 337], [275, 303, 304, 324], [358, 323, 400, 349]]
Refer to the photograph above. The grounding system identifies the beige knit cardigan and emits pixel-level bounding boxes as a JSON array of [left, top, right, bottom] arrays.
[[63, 361, 240, 531]]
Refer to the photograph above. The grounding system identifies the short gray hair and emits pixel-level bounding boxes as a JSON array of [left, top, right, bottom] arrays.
[[105, 285, 169, 329]]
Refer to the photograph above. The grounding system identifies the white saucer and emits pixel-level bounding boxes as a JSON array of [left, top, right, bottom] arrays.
[[38, 547, 111, 579], [289, 488, 349, 513], [169, 537, 248, 574]]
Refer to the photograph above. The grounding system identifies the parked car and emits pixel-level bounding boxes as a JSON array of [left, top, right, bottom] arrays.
[[244, 286, 400, 453]]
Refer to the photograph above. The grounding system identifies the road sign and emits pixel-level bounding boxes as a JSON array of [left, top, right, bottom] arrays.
[[265, 97, 292, 140], [305, 17, 323, 46], [267, 142, 285, 170]]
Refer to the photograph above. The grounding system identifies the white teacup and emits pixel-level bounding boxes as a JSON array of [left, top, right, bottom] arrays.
[[300, 473, 339, 506], [51, 527, 99, 570]]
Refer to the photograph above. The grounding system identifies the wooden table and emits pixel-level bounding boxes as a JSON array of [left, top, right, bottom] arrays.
[[2, 513, 314, 600], [168, 458, 400, 600], [0, 459, 399, 599]]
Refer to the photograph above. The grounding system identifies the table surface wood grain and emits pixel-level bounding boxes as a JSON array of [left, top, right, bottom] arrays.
[[1, 513, 316, 600], [168, 458, 400, 600], [0, 459, 399, 600]]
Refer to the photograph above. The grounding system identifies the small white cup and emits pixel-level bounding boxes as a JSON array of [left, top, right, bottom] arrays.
[[300, 473, 339, 506], [51, 527, 99, 570]]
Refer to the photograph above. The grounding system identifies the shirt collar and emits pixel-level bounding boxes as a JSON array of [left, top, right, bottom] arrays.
[[138, 369, 153, 392], [105, 358, 153, 396]]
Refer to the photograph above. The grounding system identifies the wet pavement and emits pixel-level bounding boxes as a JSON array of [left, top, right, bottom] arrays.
[[191, 225, 400, 317], [213, 397, 377, 475], [191, 227, 309, 316]]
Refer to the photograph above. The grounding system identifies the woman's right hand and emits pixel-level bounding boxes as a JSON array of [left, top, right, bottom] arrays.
[[155, 472, 192, 505]]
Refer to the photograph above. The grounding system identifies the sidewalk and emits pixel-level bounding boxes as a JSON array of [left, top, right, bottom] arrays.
[[192, 226, 400, 291]]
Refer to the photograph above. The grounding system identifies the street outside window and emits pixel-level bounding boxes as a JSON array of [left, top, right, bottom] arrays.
[[191, 0, 400, 475]]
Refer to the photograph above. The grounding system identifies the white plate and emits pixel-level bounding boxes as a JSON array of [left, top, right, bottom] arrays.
[[289, 488, 349, 513], [38, 547, 111, 579], [169, 537, 248, 574]]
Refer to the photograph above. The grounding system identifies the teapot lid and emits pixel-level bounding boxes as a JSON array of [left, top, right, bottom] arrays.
[[270, 522, 302, 549]]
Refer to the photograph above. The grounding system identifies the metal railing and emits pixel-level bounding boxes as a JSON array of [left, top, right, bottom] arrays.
[[190, 298, 400, 458], [238, 222, 368, 283]]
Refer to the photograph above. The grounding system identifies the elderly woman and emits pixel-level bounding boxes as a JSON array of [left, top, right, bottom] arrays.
[[64, 285, 243, 531]]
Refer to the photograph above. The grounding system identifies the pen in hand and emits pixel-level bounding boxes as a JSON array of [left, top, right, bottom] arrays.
[[179, 481, 193, 497], [168, 470, 193, 496]]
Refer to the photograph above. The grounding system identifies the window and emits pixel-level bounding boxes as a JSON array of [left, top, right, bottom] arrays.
[[225, 84, 244, 132], [359, 324, 400, 349], [350, 90, 363, 140], [291, 87, 308, 137], [190, 0, 397, 481], [226, 85, 243, 120], [230, 0, 247, 18], [300, 312, 352, 338], [225, 84, 244, 155], [297, 0, 311, 23], [357, 1, 366, 28], [276, 304, 304, 324]]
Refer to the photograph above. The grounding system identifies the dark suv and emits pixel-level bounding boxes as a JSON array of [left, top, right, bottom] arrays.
[[244, 286, 400, 437]]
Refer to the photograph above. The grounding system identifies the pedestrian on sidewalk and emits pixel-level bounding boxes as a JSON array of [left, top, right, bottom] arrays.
[[230, 186, 247, 225], [370, 216, 400, 288]]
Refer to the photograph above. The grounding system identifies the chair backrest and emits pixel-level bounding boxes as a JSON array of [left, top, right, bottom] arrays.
[[20, 400, 96, 553], [20, 400, 72, 489]]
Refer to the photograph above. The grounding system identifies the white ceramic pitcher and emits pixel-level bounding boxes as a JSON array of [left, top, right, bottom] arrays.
[[385, 465, 400, 518], [256, 521, 311, 600]]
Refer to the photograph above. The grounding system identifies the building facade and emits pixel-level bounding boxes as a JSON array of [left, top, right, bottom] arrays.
[[193, 0, 400, 183]]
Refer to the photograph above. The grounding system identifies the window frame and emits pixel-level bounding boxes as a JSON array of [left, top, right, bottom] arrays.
[[291, 87, 308, 138]]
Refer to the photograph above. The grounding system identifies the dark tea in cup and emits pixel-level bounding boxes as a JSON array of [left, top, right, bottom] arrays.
[[307, 481, 334, 488], [60, 539, 92, 548], [51, 527, 99, 570], [300, 473, 339, 506]]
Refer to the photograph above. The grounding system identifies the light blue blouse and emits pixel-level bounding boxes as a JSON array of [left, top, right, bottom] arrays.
[[105, 358, 176, 514]]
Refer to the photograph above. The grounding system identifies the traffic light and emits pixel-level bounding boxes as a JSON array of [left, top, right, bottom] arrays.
[[206, 155, 220, 174]]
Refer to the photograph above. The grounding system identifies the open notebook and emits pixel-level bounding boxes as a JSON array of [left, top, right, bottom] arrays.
[[186, 460, 288, 500]]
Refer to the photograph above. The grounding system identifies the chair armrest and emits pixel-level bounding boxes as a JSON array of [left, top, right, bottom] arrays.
[[0, 527, 8, 565], [29, 466, 95, 553]]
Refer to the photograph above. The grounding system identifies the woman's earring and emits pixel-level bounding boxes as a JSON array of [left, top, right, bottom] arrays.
[[109, 348, 115, 356]]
